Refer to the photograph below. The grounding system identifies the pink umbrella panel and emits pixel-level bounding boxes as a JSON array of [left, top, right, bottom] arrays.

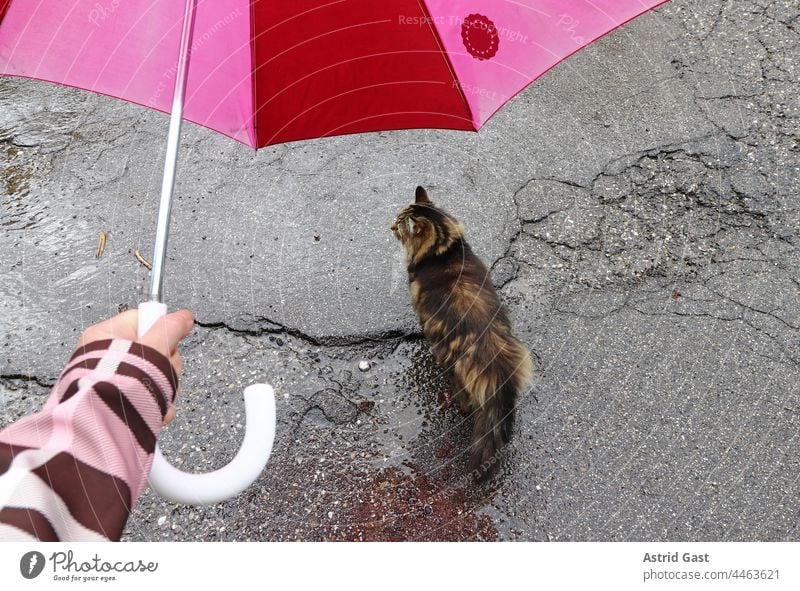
[[0, 0, 668, 148]]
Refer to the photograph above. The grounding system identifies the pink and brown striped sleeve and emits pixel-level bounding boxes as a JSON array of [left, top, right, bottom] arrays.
[[0, 339, 178, 541]]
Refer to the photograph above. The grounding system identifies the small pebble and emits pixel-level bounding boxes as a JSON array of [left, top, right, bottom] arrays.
[[157, 516, 167, 526], [358, 360, 370, 372]]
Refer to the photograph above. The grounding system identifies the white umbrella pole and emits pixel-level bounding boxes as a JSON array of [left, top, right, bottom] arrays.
[[148, 0, 197, 303], [138, 0, 276, 506]]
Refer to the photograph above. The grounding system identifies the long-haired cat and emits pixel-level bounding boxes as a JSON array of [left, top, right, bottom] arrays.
[[391, 186, 533, 481]]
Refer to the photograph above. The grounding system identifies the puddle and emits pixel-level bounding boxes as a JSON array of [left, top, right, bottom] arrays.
[[368, 341, 461, 466], [0, 142, 49, 233], [326, 462, 497, 541]]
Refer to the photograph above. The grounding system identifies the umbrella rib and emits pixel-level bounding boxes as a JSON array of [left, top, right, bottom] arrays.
[[416, 0, 474, 128]]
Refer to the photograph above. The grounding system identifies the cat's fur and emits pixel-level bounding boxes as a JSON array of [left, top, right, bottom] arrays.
[[391, 186, 533, 481]]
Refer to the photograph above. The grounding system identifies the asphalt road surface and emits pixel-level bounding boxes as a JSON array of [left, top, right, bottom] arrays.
[[1, 0, 799, 541]]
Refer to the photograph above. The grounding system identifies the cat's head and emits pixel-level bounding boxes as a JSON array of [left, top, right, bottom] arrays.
[[391, 186, 465, 263]]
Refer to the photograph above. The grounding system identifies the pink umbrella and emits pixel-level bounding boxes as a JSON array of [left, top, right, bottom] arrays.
[[1, 0, 668, 147], [0, 0, 668, 502]]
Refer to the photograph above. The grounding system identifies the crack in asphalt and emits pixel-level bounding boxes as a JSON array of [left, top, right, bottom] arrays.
[[0, 373, 55, 388], [195, 318, 423, 348]]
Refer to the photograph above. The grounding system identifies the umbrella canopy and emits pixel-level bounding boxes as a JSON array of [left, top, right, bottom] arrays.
[[1, 0, 667, 148]]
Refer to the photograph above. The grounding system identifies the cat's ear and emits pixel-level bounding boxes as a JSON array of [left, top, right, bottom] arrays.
[[415, 186, 431, 204]]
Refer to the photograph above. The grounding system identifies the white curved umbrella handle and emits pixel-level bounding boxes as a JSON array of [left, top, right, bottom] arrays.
[[138, 301, 276, 505]]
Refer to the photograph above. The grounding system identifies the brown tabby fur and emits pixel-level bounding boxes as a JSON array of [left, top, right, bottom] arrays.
[[391, 186, 533, 481]]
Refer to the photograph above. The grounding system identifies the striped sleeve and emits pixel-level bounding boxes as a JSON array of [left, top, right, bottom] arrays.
[[0, 339, 178, 541]]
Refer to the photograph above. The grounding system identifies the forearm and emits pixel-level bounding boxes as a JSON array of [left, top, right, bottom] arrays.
[[0, 339, 177, 541]]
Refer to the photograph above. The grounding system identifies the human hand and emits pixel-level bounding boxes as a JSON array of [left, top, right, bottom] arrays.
[[77, 308, 194, 424]]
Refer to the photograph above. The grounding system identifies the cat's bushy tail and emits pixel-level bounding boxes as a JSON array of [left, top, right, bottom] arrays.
[[468, 335, 533, 481]]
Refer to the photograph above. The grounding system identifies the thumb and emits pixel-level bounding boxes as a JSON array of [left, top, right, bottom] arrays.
[[140, 309, 194, 357]]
